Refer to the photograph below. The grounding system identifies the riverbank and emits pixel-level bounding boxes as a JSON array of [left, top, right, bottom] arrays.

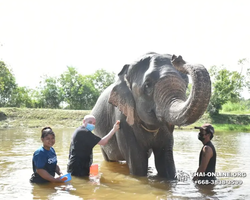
[[0, 107, 250, 132], [0, 107, 90, 129]]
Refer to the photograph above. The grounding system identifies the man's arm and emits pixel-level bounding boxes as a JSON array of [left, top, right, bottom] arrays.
[[193, 145, 213, 180], [98, 121, 120, 146]]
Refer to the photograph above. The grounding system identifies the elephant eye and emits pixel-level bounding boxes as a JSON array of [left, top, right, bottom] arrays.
[[144, 81, 153, 95]]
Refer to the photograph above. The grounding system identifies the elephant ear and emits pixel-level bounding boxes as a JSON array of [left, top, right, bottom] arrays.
[[108, 64, 136, 125]]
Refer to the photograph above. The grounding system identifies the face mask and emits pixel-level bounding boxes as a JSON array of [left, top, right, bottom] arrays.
[[86, 123, 95, 131], [198, 132, 205, 141]]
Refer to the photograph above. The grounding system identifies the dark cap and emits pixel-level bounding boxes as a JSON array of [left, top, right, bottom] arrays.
[[194, 123, 214, 135]]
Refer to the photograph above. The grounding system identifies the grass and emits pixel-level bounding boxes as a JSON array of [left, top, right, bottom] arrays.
[[0, 107, 250, 132], [221, 101, 250, 115], [188, 113, 250, 132], [0, 107, 91, 128], [212, 124, 250, 132]]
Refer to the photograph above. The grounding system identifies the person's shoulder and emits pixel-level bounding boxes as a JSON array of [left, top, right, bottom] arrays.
[[207, 141, 216, 152], [33, 146, 46, 156], [50, 147, 55, 152], [72, 126, 88, 138], [205, 141, 215, 148], [209, 141, 215, 146], [203, 145, 212, 150], [76, 126, 89, 133], [74, 126, 84, 131], [203, 145, 213, 154]]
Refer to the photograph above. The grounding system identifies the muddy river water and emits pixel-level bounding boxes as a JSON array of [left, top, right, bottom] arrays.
[[0, 128, 249, 200]]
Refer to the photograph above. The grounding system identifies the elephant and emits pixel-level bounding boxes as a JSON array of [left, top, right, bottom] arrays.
[[91, 52, 211, 179]]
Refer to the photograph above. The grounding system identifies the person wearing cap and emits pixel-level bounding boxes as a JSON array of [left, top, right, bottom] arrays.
[[30, 127, 65, 183], [193, 123, 216, 181], [67, 114, 120, 177]]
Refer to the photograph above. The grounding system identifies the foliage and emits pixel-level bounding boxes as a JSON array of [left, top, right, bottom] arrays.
[[59, 67, 115, 110], [7, 86, 33, 108], [222, 101, 249, 112], [0, 61, 115, 109], [26, 89, 43, 108], [238, 58, 250, 94], [38, 76, 64, 109], [220, 100, 250, 115], [0, 61, 17, 106], [89, 69, 115, 93], [59, 67, 99, 110], [207, 60, 250, 115]]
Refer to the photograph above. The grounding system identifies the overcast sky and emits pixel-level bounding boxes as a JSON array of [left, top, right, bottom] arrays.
[[0, 0, 249, 98]]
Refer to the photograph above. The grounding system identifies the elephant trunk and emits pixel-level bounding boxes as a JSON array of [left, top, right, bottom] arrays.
[[154, 55, 211, 126]]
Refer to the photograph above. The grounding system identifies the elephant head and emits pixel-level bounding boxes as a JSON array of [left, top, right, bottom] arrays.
[[109, 52, 211, 128]]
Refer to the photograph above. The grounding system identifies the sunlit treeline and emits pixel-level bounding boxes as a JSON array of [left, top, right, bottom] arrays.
[[1, 60, 250, 114], [0, 61, 115, 109]]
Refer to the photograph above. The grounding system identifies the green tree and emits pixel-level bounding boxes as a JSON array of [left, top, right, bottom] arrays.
[[0, 61, 17, 107], [59, 67, 99, 110], [29, 89, 45, 108], [89, 69, 115, 93], [59, 67, 115, 110], [207, 61, 249, 115], [39, 76, 63, 108], [247, 68, 250, 95], [75, 75, 99, 110], [7, 86, 33, 108]]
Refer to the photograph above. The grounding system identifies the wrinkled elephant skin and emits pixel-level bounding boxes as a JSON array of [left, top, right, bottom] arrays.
[[91, 52, 211, 179]]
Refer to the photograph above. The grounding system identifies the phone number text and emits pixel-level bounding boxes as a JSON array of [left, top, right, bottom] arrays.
[[194, 179, 243, 185]]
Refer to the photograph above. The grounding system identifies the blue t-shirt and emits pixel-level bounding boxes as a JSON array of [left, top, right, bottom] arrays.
[[30, 146, 57, 183]]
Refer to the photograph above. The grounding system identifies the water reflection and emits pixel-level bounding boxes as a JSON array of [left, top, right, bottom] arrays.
[[0, 128, 249, 199]]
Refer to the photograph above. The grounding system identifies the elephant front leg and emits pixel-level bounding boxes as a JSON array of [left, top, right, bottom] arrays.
[[124, 146, 149, 176], [153, 147, 176, 179]]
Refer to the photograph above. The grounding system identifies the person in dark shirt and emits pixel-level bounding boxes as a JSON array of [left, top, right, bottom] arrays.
[[30, 127, 64, 183], [67, 115, 120, 177], [193, 123, 217, 181]]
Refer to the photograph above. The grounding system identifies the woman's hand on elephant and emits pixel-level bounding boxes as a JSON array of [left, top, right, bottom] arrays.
[[113, 120, 120, 132]]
